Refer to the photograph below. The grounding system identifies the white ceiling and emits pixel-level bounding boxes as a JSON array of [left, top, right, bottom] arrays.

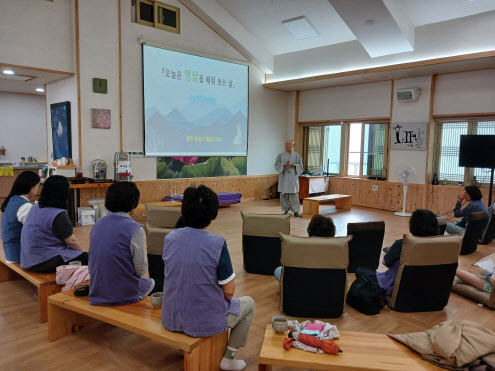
[[0, 65, 72, 95], [396, 0, 495, 27], [216, 0, 356, 55], [216, 0, 495, 56]]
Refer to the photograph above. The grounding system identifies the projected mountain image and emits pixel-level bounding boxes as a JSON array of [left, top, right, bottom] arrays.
[[143, 44, 249, 156], [145, 106, 247, 155]]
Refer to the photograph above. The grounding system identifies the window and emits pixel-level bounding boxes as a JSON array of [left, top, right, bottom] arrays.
[[132, 0, 180, 34], [303, 121, 388, 178], [322, 125, 342, 174], [435, 118, 495, 184], [306, 127, 322, 174]]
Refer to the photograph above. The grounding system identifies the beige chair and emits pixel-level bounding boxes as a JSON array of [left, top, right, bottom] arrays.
[[145, 205, 182, 292], [145, 205, 181, 254], [279, 233, 351, 318], [388, 234, 462, 312], [240, 211, 290, 275]]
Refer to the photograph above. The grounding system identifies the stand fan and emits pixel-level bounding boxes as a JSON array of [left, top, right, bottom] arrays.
[[394, 165, 416, 217]]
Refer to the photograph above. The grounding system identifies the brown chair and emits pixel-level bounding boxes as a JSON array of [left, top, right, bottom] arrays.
[[388, 234, 462, 312], [347, 221, 385, 272], [460, 211, 486, 255], [145, 205, 182, 292], [240, 212, 290, 275], [279, 233, 351, 318]]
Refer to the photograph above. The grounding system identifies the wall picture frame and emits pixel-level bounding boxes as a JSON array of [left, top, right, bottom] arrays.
[[50, 101, 72, 160]]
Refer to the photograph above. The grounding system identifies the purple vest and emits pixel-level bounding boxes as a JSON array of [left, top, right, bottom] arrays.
[[161, 227, 239, 337], [377, 260, 400, 296], [20, 204, 82, 268], [89, 214, 153, 306]]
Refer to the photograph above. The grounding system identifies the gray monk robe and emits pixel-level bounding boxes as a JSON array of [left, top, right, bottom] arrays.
[[274, 151, 304, 213]]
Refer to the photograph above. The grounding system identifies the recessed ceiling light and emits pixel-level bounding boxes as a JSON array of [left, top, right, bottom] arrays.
[[282, 16, 319, 40], [36, 88, 45, 92], [2, 69, 14, 75]]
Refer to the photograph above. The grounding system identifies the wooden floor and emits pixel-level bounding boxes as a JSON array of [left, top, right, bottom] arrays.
[[1, 199, 494, 370]]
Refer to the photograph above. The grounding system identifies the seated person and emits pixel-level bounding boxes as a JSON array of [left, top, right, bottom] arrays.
[[274, 214, 336, 281], [1, 171, 40, 263], [89, 182, 154, 306], [20, 176, 87, 273], [483, 186, 495, 235], [355, 209, 438, 296], [456, 268, 494, 296], [446, 186, 486, 235], [162, 185, 255, 371]]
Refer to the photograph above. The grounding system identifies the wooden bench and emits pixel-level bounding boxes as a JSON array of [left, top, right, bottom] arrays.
[[48, 290, 228, 370], [303, 194, 352, 215], [258, 326, 442, 370], [0, 256, 61, 323]]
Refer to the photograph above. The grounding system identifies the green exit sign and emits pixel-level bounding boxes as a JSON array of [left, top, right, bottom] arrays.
[[93, 78, 107, 94]]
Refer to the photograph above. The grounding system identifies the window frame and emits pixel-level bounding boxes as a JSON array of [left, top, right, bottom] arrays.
[[133, 0, 180, 34], [302, 120, 389, 179], [434, 116, 495, 186]]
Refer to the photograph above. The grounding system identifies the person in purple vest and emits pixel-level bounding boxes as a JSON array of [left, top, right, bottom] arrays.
[[162, 185, 255, 371], [355, 209, 439, 296], [89, 182, 154, 306], [20, 175, 87, 272], [1, 171, 40, 263]]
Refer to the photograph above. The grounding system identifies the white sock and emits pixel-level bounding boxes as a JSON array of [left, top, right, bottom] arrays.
[[219, 358, 246, 371], [220, 347, 246, 371]]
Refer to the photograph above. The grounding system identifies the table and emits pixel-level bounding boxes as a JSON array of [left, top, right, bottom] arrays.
[[68, 182, 113, 226], [303, 194, 352, 215], [258, 326, 442, 370], [299, 175, 330, 199]]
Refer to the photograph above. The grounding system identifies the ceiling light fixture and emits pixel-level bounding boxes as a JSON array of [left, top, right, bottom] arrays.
[[36, 88, 45, 92], [282, 16, 319, 40], [2, 69, 14, 75]]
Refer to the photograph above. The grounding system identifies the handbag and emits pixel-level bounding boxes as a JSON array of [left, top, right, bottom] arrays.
[[346, 273, 387, 315]]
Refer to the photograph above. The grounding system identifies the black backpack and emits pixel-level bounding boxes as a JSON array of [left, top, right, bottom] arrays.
[[346, 274, 387, 315]]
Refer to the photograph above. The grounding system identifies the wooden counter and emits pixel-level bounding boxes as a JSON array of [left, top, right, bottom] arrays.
[[0, 169, 42, 203]]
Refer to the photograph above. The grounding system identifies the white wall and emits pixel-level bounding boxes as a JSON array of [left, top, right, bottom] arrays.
[[78, 0, 120, 177], [0, 0, 74, 72], [299, 81, 392, 121], [117, 0, 287, 178], [434, 69, 495, 115], [388, 76, 432, 184], [286, 92, 296, 140], [0, 92, 47, 163], [269, 11, 495, 83], [45, 77, 78, 166]]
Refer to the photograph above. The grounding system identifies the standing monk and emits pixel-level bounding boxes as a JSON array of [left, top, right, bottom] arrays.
[[274, 139, 303, 217]]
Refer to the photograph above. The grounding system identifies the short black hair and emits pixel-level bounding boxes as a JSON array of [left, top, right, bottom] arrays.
[[175, 216, 186, 228], [38, 175, 70, 210], [307, 214, 336, 237], [105, 182, 140, 213], [181, 185, 218, 229], [1, 170, 40, 212], [465, 186, 483, 201], [409, 209, 438, 237]]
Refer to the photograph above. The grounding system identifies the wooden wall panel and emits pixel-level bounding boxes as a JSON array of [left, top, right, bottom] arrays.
[[78, 175, 279, 207], [329, 177, 492, 215]]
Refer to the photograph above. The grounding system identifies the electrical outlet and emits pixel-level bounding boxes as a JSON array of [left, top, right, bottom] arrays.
[[372, 185, 378, 192]]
